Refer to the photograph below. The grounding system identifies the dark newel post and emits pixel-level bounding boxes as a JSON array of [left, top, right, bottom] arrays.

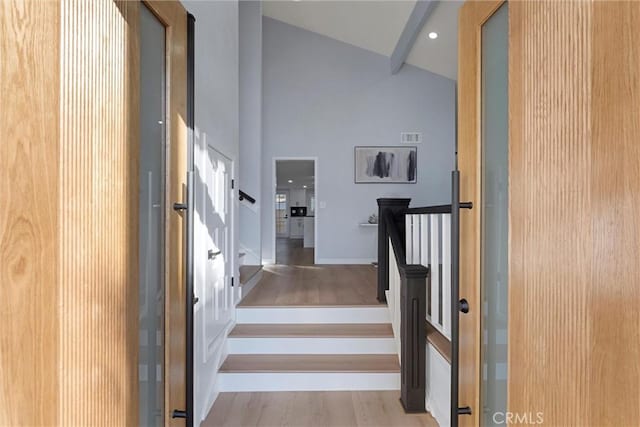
[[400, 265, 428, 413], [376, 198, 411, 302]]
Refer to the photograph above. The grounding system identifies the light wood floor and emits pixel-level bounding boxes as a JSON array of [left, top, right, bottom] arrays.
[[276, 237, 314, 266], [202, 391, 438, 427], [238, 263, 381, 307]]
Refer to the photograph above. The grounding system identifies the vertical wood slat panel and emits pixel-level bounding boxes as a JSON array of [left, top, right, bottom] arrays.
[[0, 1, 60, 425], [58, 1, 139, 424], [510, 2, 590, 421], [509, 0, 640, 424]]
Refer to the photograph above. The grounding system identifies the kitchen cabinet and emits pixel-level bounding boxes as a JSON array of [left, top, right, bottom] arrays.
[[289, 217, 304, 238]]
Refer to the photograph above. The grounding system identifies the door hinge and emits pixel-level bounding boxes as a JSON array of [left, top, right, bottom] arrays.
[[231, 179, 235, 189], [231, 277, 234, 287]]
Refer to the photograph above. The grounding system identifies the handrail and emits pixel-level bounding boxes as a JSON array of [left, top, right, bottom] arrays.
[[404, 202, 472, 215], [239, 190, 256, 204], [384, 211, 405, 267]]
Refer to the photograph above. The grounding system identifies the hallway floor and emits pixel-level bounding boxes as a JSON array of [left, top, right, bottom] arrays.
[[238, 263, 380, 307], [240, 237, 380, 307], [202, 391, 437, 427], [276, 237, 314, 266]]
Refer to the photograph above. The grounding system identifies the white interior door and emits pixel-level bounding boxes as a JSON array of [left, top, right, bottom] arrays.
[[194, 144, 233, 422]]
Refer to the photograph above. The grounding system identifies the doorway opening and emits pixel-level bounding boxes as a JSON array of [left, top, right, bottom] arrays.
[[273, 159, 317, 265]]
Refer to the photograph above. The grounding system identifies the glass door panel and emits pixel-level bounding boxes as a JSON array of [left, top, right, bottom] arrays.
[[275, 192, 289, 237], [480, 3, 509, 425], [139, 4, 166, 426]]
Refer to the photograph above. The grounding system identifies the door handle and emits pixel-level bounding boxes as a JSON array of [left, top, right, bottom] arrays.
[[208, 249, 221, 260]]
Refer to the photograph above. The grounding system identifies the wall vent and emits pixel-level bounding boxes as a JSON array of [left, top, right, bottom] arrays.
[[401, 132, 422, 144]]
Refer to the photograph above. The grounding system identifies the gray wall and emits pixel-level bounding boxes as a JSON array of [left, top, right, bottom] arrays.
[[239, 1, 263, 265], [261, 17, 456, 263], [183, 1, 239, 424]]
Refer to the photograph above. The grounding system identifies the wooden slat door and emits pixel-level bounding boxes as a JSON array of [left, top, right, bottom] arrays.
[[459, 0, 640, 425], [0, 1, 188, 424], [508, 1, 640, 424]]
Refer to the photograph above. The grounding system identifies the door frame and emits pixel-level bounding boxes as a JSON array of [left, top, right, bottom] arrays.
[[140, 1, 188, 426], [457, 1, 506, 426], [271, 157, 318, 265]]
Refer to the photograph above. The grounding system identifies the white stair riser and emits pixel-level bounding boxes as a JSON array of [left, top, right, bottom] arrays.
[[237, 270, 263, 303], [218, 372, 400, 392], [236, 307, 389, 324], [228, 337, 397, 355]]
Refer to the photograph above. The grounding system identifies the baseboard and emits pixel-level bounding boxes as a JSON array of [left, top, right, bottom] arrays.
[[262, 258, 275, 265], [315, 258, 376, 265]]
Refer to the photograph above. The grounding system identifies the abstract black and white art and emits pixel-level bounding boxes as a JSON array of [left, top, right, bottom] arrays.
[[354, 146, 417, 183]]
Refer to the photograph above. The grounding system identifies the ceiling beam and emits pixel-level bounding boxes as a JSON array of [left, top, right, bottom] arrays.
[[390, 0, 438, 75]]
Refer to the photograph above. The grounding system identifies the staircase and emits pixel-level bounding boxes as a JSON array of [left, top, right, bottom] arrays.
[[217, 305, 400, 392]]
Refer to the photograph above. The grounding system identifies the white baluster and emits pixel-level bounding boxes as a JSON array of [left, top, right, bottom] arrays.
[[405, 215, 412, 264], [430, 215, 440, 330], [412, 215, 420, 264], [421, 214, 430, 323], [442, 214, 451, 338], [389, 238, 401, 362]]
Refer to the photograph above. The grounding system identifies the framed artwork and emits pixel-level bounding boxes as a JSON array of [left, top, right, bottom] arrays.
[[354, 146, 417, 184]]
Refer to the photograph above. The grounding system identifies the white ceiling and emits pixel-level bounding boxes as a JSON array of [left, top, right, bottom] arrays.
[[262, 0, 463, 80], [276, 160, 315, 189]]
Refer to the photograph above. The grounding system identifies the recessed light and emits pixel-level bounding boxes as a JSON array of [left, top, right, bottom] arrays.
[[288, 179, 293, 183], [428, 32, 438, 40], [303, 185, 307, 189]]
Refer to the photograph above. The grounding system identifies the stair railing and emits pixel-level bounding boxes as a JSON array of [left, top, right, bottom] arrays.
[[378, 199, 428, 413], [377, 171, 472, 424]]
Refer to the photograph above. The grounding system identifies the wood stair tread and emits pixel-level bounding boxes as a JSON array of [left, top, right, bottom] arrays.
[[239, 265, 262, 285], [219, 354, 400, 373], [229, 323, 393, 338]]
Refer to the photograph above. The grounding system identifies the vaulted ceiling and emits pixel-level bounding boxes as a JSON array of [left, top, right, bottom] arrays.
[[262, 0, 463, 80]]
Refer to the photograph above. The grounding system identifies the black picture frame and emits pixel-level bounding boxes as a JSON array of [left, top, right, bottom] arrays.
[[354, 146, 418, 184]]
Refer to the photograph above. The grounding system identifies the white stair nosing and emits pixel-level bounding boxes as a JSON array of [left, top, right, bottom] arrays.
[[227, 337, 397, 355], [218, 372, 400, 392]]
